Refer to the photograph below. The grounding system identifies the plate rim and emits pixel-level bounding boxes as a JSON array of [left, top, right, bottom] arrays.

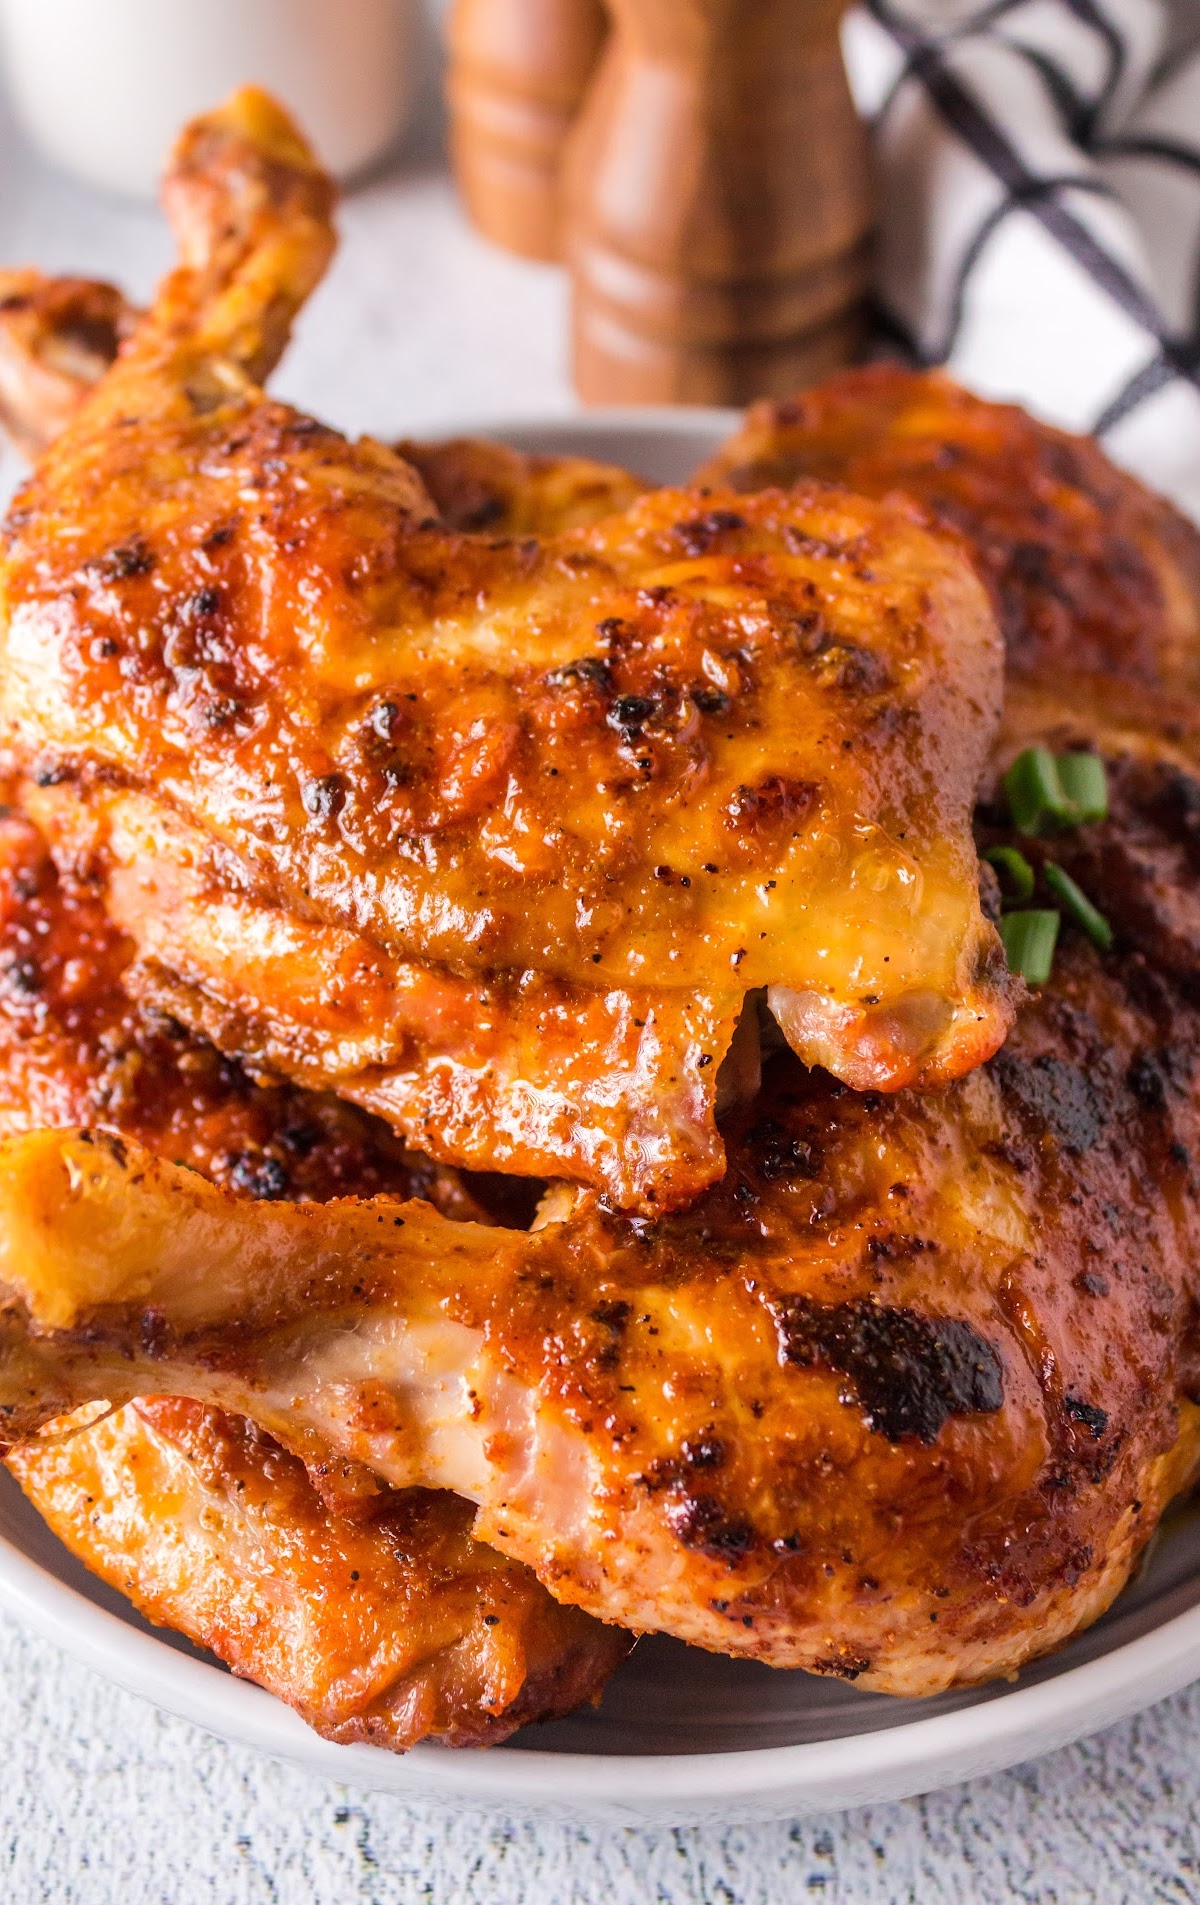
[[4, 402, 1198, 1825], [7, 1506, 1200, 1823]]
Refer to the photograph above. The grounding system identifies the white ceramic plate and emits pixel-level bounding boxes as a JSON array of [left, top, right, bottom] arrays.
[[4, 408, 1200, 1828]]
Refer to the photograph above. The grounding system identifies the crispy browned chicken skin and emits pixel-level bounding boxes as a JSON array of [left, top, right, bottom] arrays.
[[4, 556, 1200, 1693], [5, 142, 1200, 1703], [698, 365, 1200, 695], [0, 253, 637, 1755], [9, 363, 1200, 1694], [0, 803, 478, 1213], [11, 1401, 627, 1749], [0, 93, 1013, 1215], [0, 270, 136, 461], [0, 804, 629, 1747], [7, 690, 1200, 1700], [2, 893, 1199, 1697]]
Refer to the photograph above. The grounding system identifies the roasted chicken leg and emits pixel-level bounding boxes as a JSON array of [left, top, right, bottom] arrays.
[[4, 544, 1200, 1695], [0, 92, 1013, 1214], [0, 802, 630, 1747], [9, 364, 1200, 1694], [0, 262, 641, 1753], [6, 148, 1200, 1713]]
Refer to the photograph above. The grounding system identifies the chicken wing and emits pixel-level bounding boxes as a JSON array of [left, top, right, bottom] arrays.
[[0, 93, 1013, 1212], [0, 801, 630, 1746]]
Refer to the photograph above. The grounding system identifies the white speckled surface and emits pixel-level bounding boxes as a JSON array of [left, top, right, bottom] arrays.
[[7, 1608, 1200, 1903], [3, 13, 1200, 1900]]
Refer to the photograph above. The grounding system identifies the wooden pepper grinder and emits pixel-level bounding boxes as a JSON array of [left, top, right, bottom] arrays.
[[447, 0, 608, 262], [565, 0, 874, 404]]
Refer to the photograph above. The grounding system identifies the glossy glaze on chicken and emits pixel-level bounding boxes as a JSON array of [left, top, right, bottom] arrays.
[[0, 802, 629, 1746], [6, 682, 1200, 1694], [10, 1400, 627, 1749], [698, 366, 1200, 695], [3, 845, 1200, 1696], [3, 88, 1200, 1748], [0, 94, 1013, 1216]]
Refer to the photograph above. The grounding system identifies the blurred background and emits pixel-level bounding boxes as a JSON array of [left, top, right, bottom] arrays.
[[0, 0, 573, 505], [2, 0, 1199, 512]]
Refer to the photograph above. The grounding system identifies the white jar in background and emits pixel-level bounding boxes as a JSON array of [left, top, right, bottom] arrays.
[[0, 0, 419, 196]]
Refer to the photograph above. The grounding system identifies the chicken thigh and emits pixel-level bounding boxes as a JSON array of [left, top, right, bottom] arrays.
[[11, 1400, 627, 1749]]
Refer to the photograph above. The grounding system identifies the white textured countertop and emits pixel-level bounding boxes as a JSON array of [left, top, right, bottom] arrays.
[[3, 22, 1200, 1905], [8, 1608, 1200, 1903]]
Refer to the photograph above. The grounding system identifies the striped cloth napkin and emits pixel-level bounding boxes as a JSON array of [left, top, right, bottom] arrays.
[[842, 0, 1200, 517]]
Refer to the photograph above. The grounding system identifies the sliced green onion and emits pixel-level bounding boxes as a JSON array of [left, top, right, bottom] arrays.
[[1002, 745, 1109, 834], [983, 845, 1035, 905], [1003, 747, 1075, 835], [1055, 752, 1108, 825], [1000, 909, 1060, 985], [1043, 862, 1113, 951]]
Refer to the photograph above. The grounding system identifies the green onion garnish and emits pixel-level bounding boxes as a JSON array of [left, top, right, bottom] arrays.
[[1055, 752, 1108, 825], [1003, 747, 1074, 834], [1043, 862, 1113, 951], [999, 910, 1060, 985], [1002, 746, 1109, 834], [983, 845, 1035, 905]]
